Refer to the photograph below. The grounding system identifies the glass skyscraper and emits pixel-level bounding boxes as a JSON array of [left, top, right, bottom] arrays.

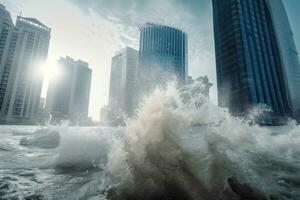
[[266, 0, 300, 120], [138, 23, 188, 94], [212, 0, 300, 120]]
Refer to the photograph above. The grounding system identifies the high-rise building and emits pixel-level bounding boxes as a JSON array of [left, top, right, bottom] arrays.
[[46, 56, 92, 123], [266, 0, 300, 119], [138, 23, 188, 94], [108, 47, 138, 117], [0, 4, 13, 68], [0, 14, 50, 124], [212, 0, 300, 120], [0, 5, 14, 113]]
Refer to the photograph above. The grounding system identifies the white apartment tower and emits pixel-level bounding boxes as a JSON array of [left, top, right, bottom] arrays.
[[108, 47, 139, 116], [0, 11, 51, 123]]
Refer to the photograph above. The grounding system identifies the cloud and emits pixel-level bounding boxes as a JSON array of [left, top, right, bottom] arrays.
[[0, 0, 27, 18], [66, 0, 214, 54]]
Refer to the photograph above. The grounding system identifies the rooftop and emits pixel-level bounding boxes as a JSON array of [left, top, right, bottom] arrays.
[[114, 47, 138, 56], [138, 22, 186, 34], [59, 56, 91, 70], [17, 16, 51, 32]]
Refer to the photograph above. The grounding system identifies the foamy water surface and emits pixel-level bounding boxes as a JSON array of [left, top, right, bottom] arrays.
[[0, 82, 300, 200]]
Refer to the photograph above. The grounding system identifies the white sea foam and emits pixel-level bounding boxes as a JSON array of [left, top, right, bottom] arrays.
[[6, 80, 300, 200], [100, 80, 300, 200], [53, 127, 115, 169]]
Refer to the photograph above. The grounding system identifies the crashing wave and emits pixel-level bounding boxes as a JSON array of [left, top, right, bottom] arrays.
[[20, 128, 60, 149], [99, 80, 300, 200]]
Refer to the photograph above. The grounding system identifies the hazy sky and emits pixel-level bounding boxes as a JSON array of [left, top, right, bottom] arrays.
[[0, 0, 299, 120]]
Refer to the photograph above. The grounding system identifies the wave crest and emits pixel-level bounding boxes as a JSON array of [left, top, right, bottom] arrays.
[[101, 81, 300, 200]]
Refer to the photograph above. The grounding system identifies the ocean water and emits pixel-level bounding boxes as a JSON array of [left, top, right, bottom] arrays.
[[0, 82, 300, 200]]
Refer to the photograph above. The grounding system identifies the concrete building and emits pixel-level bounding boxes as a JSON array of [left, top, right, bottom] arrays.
[[212, 0, 300, 121], [138, 22, 188, 96], [46, 56, 92, 124], [108, 47, 138, 118], [0, 14, 50, 124]]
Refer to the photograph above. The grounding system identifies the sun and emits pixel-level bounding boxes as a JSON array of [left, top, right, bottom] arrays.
[[38, 61, 62, 82]]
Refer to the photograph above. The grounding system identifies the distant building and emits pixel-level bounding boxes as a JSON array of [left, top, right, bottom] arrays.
[[46, 56, 92, 124], [39, 97, 45, 110], [0, 12, 51, 124], [186, 76, 212, 98], [138, 22, 188, 96], [100, 106, 109, 125], [212, 0, 300, 121], [108, 47, 138, 117], [179, 76, 213, 108]]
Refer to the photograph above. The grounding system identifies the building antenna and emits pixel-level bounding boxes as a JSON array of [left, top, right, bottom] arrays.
[[19, 10, 22, 17]]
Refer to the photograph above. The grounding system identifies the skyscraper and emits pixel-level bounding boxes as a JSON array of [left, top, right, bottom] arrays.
[[0, 4, 13, 67], [0, 4, 14, 114], [212, 0, 300, 120], [0, 14, 50, 124], [46, 57, 92, 123], [138, 23, 188, 94], [266, 0, 300, 119], [108, 47, 138, 117]]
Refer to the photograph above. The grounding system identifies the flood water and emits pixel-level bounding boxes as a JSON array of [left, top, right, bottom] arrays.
[[1, 82, 300, 200]]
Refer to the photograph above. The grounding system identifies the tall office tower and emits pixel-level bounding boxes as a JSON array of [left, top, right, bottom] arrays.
[[0, 4, 13, 66], [138, 23, 188, 95], [46, 57, 92, 122], [0, 16, 50, 124], [266, 0, 300, 119], [108, 47, 138, 117], [212, 0, 300, 120], [0, 4, 14, 112]]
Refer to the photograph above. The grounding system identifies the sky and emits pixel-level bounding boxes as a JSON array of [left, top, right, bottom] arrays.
[[0, 0, 299, 120]]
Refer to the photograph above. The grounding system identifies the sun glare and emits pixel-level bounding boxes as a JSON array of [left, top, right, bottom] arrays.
[[39, 62, 62, 81]]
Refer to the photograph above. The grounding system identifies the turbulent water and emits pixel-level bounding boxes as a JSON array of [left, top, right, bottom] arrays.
[[1, 81, 300, 200]]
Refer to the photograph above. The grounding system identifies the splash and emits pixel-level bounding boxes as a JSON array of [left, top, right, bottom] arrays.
[[7, 79, 300, 199], [54, 126, 112, 169], [100, 80, 300, 200], [20, 128, 60, 149]]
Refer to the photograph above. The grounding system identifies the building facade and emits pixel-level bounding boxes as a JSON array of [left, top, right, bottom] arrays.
[[138, 23, 188, 95], [0, 4, 13, 70], [0, 4, 14, 115], [108, 47, 138, 118], [0, 14, 50, 124], [266, 0, 300, 119], [212, 0, 300, 120], [46, 57, 92, 123]]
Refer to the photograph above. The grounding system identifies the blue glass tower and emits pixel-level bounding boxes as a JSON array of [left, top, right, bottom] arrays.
[[212, 0, 300, 119], [138, 23, 188, 94], [266, 0, 300, 120]]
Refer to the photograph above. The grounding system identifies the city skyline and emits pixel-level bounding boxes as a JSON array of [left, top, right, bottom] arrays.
[[0, 0, 300, 120]]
